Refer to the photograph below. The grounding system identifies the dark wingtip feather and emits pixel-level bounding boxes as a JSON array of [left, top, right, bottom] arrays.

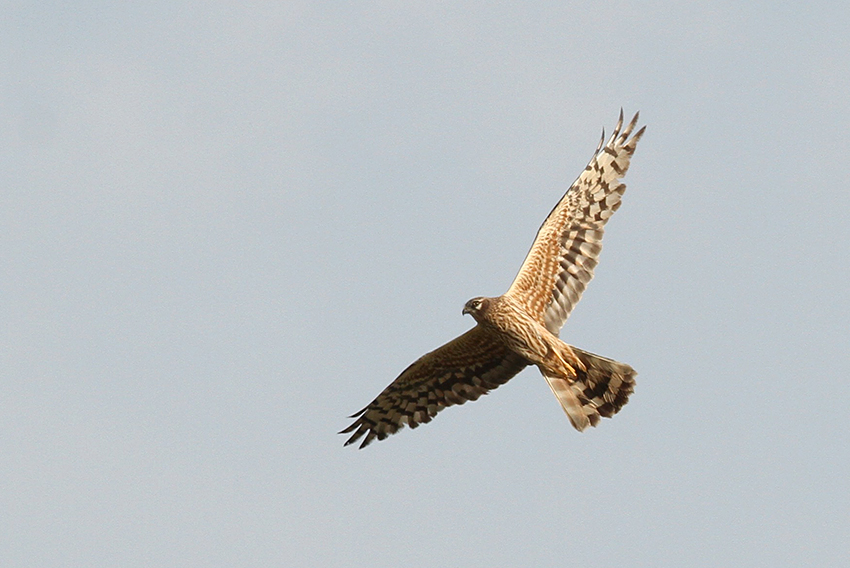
[[595, 128, 606, 155]]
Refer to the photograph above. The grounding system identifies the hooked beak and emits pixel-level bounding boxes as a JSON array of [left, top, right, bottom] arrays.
[[462, 306, 471, 316]]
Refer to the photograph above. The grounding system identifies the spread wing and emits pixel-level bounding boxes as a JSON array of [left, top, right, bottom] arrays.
[[505, 110, 645, 335], [341, 326, 529, 449]]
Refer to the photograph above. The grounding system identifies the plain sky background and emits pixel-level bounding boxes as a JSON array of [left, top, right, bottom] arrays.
[[2, 2, 849, 567]]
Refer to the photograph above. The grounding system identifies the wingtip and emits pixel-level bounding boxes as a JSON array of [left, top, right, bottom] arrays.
[[357, 431, 377, 449], [340, 423, 369, 448], [610, 109, 625, 143], [612, 110, 645, 145]]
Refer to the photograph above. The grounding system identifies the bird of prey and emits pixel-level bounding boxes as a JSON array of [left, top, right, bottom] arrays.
[[342, 110, 645, 449]]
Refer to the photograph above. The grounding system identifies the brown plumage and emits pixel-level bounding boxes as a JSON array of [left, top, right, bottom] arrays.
[[342, 110, 644, 448]]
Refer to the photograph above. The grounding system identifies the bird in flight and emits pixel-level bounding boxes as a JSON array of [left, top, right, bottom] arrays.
[[342, 110, 645, 448]]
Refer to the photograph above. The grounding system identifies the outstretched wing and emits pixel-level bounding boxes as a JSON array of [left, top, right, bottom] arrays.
[[341, 326, 529, 449], [506, 110, 645, 335]]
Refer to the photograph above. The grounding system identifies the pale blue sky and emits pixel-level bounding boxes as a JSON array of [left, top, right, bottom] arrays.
[[2, 2, 849, 567]]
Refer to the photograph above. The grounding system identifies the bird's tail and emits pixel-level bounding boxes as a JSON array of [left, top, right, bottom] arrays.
[[543, 347, 636, 431]]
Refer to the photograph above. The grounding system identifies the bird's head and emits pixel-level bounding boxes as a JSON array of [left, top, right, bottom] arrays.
[[462, 297, 490, 322]]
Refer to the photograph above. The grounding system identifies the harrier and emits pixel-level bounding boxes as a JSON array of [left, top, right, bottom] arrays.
[[342, 110, 645, 448]]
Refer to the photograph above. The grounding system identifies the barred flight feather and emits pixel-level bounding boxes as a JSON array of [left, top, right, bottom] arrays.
[[340, 326, 529, 449], [506, 110, 645, 335]]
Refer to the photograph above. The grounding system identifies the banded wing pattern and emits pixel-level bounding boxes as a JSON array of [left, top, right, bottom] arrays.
[[506, 111, 645, 335], [341, 327, 529, 449]]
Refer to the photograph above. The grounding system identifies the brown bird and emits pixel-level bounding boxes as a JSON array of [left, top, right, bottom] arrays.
[[342, 110, 645, 448]]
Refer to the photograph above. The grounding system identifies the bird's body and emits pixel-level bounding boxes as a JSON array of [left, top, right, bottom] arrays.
[[464, 295, 584, 380], [342, 111, 645, 448]]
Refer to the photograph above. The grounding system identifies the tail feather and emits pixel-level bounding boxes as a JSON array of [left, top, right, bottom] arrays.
[[544, 347, 636, 431], [544, 373, 593, 430]]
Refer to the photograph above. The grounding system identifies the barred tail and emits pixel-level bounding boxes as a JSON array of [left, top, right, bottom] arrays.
[[543, 347, 636, 431]]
